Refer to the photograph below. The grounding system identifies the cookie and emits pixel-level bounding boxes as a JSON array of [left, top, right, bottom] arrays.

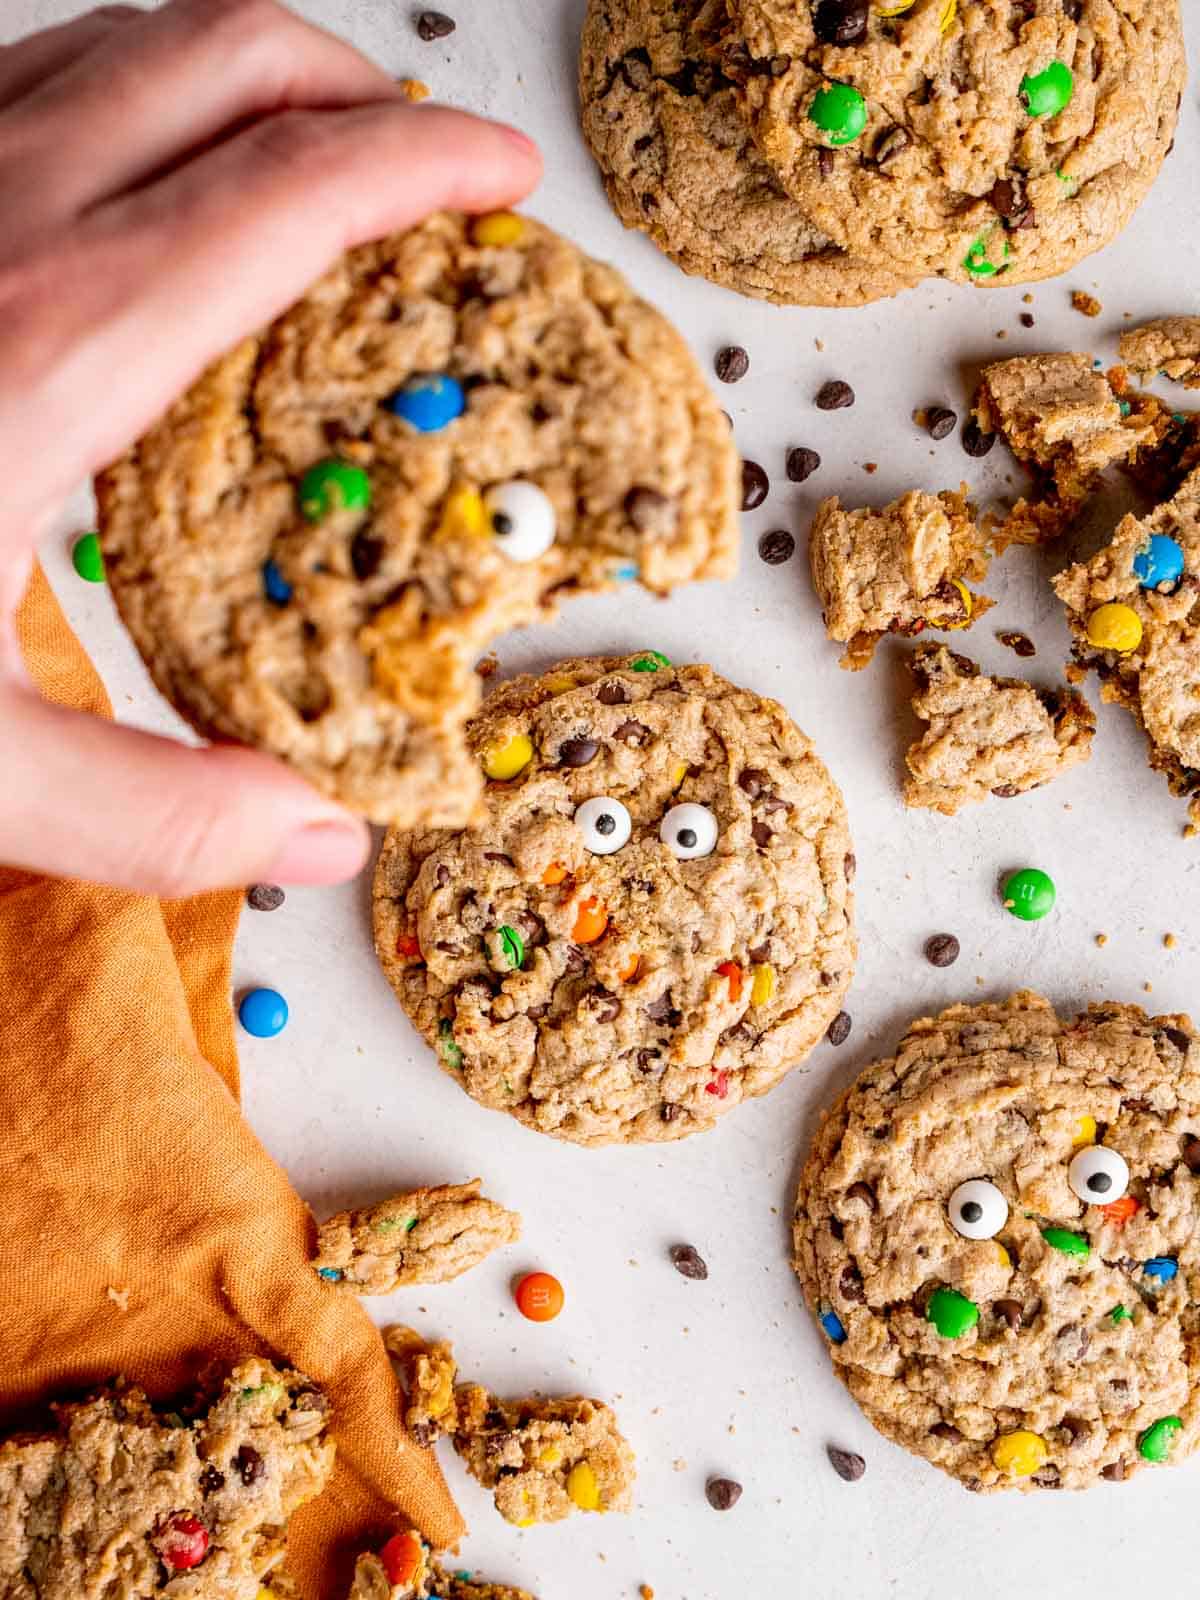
[[795, 991, 1200, 1491], [808, 488, 991, 670], [383, 1325, 460, 1447], [1054, 463, 1200, 831], [1120, 317, 1200, 389], [721, 0, 1185, 285], [579, 0, 914, 305], [313, 1179, 520, 1293], [373, 653, 855, 1146], [974, 353, 1157, 546], [904, 644, 1094, 814], [0, 1358, 333, 1595], [96, 213, 738, 828], [350, 1544, 536, 1600]]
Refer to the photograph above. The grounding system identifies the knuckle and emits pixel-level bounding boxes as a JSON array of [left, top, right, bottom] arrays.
[[244, 107, 345, 181], [183, 0, 289, 42]]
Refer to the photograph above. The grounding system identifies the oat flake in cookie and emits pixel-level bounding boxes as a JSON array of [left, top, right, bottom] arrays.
[[96, 213, 738, 827], [373, 654, 855, 1146], [721, 0, 1185, 286], [795, 992, 1200, 1491], [578, 0, 914, 306]]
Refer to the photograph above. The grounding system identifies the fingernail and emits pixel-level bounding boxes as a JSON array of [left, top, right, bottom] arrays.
[[499, 123, 540, 159], [267, 819, 369, 885]]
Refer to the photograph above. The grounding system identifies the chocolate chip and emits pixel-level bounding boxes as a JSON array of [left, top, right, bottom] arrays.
[[838, 1263, 865, 1303], [962, 418, 996, 457], [1060, 1415, 1090, 1446], [705, 1476, 743, 1511], [813, 0, 868, 45], [559, 737, 599, 767], [844, 1181, 876, 1211], [872, 126, 910, 168], [625, 486, 678, 536], [715, 346, 750, 384], [670, 1243, 709, 1280], [1101, 1459, 1127, 1481], [435, 864, 450, 887], [826, 1444, 866, 1481], [246, 884, 285, 912], [645, 992, 678, 1024], [816, 379, 855, 411], [758, 528, 795, 565], [350, 531, 384, 580], [817, 147, 835, 178], [234, 1444, 265, 1485], [998, 630, 1036, 658], [613, 719, 652, 746], [596, 681, 629, 706], [994, 1299, 1023, 1331], [931, 1422, 962, 1442], [1031, 1465, 1061, 1489], [741, 459, 769, 510], [416, 9, 456, 40], [924, 933, 960, 968], [661, 1102, 682, 1123], [1020, 312, 1036, 328], [751, 820, 773, 848], [199, 1465, 225, 1494], [1164, 1026, 1192, 1055], [1182, 1134, 1200, 1173], [992, 784, 1021, 798], [786, 446, 821, 483], [591, 993, 620, 1024], [926, 407, 957, 440], [827, 1011, 852, 1046], [844, 851, 856, 882], [738, 767, 767, 798], [1055, 1323, 1090, 1362]]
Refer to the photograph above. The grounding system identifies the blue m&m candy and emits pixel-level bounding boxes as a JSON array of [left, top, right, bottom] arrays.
[[262, 559, 292, 606], [238, 987, 288, 1038], [819, 1308, 847, 1344], [386, 373, 465, 432], [1132, 534, 1185, 591], [1143, 1256, 1178, 1285]]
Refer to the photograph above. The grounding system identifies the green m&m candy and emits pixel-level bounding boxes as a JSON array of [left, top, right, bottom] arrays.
[[497, 924, 526, 970], [964, 233, 1011, 279], [926, 1287, 980, 1339], [299, 458, 372, 522], [631, 650, 671, 672], [1138, 1416, 1183, 1463], [809, 82, 868, 146], [72, 532, 105, 584], [436, 1018, 463, 1071], [1041, 1226, 1089, 1259], [1021, 60, 1074, 119], [1002, 868, 1056, 922]]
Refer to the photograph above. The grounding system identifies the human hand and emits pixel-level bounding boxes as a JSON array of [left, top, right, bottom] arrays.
[[0, 0, 542, 895]]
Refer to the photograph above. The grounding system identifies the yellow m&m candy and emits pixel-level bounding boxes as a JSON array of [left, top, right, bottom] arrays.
[[1072, 1114, 1097, 1148], [751, 963, 777, 1006], [1086, 603, 1142, 654], [567, 1460, 602, 1511], [992, 1430, 1048, 1477], [471, 211, 525, 248], [483, 733, 533, 781]]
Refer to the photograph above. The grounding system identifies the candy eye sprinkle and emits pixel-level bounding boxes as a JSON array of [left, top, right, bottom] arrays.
[[1068, 1144, 1130, 1205], [484, 481, 557, 563], [947, 1178, 1008, 1240], [574, 796, 632, 855], [660, 802, 719, 860]]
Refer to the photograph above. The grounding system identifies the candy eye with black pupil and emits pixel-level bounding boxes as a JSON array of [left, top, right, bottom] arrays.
[[1068, 1145, 1129, 1204], [947, 1179, 1008, 1240], [574, 796, 632, 855], [660, 803, 719, 859], [484, 481, 557, 562]]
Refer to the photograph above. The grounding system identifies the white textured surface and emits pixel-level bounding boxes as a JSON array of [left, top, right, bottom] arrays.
[[7, 2, 1200, 1595]]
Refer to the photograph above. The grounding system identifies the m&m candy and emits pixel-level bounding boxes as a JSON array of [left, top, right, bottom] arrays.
[[1020, 60, 1074, 118], [1041, 1226, 1089, 1258], [262, 559, 292, 606], [1086, 603, 1142, 653], [238, 988, 288, 1038], [515, 1270, 564, 1322], [72, 532, 105, 583], [298, 459, 371, 522], [1138, 1416, 1183, 1463], [1143, 1256, 1178, 1285], [925, 1287, 979, 1340], [1002, 868, 1056, 922], [482, 733, 533, 781], [992, 1430, 1048, 1477], [387, 373, 466, 433], [809, 82, 867, 145], [819, 1308, 846, 1344], [1133, 534, 1185, 590]]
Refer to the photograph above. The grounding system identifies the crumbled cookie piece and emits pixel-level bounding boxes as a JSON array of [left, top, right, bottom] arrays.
[[452, 1388, 635, 1525], [1120, 318, 1200, 389], [1071, 291, 1102, 318], [809, 489, 991, 670], [974, 354, 1158, 547], [350, 1537, 538, 1600], [0, 1358, 333, 1596], [1055, 463, 1200, 831], [904, 644, 1095, 815], [313, 1179, 521, 1292], [384, 1326, 460, 1447]]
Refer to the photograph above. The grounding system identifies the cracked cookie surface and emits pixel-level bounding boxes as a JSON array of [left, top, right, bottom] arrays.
[[721, 0, 1184, 285], [0, 1358, 333, 1597], [904, 643, 1094, 814], [579, 0, 913, 305], [795, 992, 1200, 1491], [373, 654, 855, 1146], [97, 213, 738, 828], [313, 1180, 520, 1293]]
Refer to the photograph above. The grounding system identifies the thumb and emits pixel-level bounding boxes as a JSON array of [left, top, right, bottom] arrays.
[[1, 684, 369, 897]]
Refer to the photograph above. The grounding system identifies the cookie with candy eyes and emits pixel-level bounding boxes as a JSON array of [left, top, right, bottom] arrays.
[[796, 992, 1200, 1490], [96, 213, 738, 827], [373, 654, 856, 1146]]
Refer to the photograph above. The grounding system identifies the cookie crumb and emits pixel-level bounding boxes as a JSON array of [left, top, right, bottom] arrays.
[[814, 338, 825, 353], [1095, 933, 1108, 948], [1072, 290, 1103, 318], [639, 1588, 655, 1599], [475, 653, 499, 679], [106, 1285, 130, 1311], [995, 330, 1008, 340], [398, 77, 431, 101], [672, 1458, 687, 1472], [1022, 293, 1034, 304], [1164, 932, 1178, 949], [997, 629, 1036, 657], [1144, 981, 1154, 993], [862, 462, 878, 474]]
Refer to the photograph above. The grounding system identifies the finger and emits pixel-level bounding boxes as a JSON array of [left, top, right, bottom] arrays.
[[25, 103, 540, 494], [0, 684, 369, 897], [9, 0, 406, 216], [0, 6, 140, 107]]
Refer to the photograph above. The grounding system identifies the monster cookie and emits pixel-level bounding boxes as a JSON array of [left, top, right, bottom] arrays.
[[1120, 317, 1200, 390], [97, 213, 738, 828], [383, 1325, 460, 1447], [904, 644, 1094, 814], [974, 353, 1158, 546], [721, 0, 1185, 285], [796, 992, 1200, 1491], [373, 654, 855, 1146], [348, 1530, 538, 1600], [579, 0, 914, 305], [313, 1179, 520, 1293], [809, 488, 991, 670], [1055, 464, 1200, 831], [0, 1358, 333, 1596]]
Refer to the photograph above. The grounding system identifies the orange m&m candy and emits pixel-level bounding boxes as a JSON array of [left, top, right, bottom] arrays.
[[515, 1271, 564, 1322], [716, 960, 744, 1002], [1098, 1194, 1140, 1225], [542, 861, 568, 886], [572, 896, 608, 944], [380, 1530, 425, 1587]]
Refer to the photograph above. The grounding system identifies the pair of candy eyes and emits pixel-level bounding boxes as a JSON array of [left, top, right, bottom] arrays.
[[948, 1147, 1130, 1239], [575, 798, 719, 859]]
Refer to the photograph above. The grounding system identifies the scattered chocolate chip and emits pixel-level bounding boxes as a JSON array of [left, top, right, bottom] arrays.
[[827, 1011, 852, 1047], [350, 531, 384, 580], [924, 933, 960, 968], [1182, 1134, 1200, 1173], [715, 346, 750, 384], [815, 379, 855, 411], [844, 1181, 876, 1211], [826, 1444, 866, 1482], [962, 418, 996, 457], [786, 446, 821, 483], [669, 1243, 709, 1280], [758, 528, 795, 565], [234, 1444, 265, 1485], [416, 9, 456, 39], [559, 737, 599, 767], [998, 630, 1036, 658], [994, 1299, 1023, 1331], [199, 1465, 225, 1494], [596, 681, 629, 706], [741, 460, 769, 510], [1020, 312, 1036, 328], [926, 407, 957, 440], [246, 884, 285, 912], [625, 486, 678, 536], [705, 1476, 743, 1511], [813, 0, 868, 45]]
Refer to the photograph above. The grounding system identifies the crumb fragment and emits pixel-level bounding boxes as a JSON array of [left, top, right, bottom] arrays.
[[1096, 933, 1108, 948], [1071, 290, 1102, 318], [1164, 933, 1178, 949], [398, 77, 431, 101], [1120, 317, 1200, 390], [476, 653, 499, 679]]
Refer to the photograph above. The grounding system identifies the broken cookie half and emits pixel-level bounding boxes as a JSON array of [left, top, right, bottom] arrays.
[[349, 1527, 537, 1600]]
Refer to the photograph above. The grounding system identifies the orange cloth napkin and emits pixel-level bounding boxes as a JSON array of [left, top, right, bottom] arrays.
[[0, 564, 464, 1595]]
